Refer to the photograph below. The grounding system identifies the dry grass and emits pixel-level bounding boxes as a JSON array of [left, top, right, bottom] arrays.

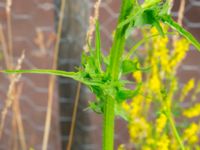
[[67, 0, 102, 149], [0, 51, 25, 139], [177, 0, 186, 26], [0, 1, 27, 149], [42, 0, 66, 149], [12, 84, 27, 150], [84, 0, 101, 52]]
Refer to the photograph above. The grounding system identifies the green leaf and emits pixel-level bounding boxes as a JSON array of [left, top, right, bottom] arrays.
[[95, 21, 102, 72], [117, 6, 141, 29], [121, 59, 138, 74], [134, 10, 155, 27], [153, 20, 165, 37], [3, 69, 78, 78], [116, 83, 142, 102], [89, 101, 103, 114], [142, 0, 161, 9], [159, 0, 172, 16], [115, 103, 129, 121], [162, 15, 200, 51]]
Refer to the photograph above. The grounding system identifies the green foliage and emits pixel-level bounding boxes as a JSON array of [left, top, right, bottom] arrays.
[[3, 0, 199, 120], [2, 0, 200, 150]]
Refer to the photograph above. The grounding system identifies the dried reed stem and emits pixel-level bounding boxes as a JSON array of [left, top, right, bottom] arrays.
[[0, 24, 11, 69], [84, 0, 101, 52], [13, 84, 27, 150], [0, 52, 25, 138], [66, 82, 81, 150], [11, 103, 18, 150], [0, 1, 26, 149], [6, 0, 13, 68], [177, 0, 186, 26], [66, 0, 101, 149], [173, 0, 186, 46], [42, 0, 66, 149]]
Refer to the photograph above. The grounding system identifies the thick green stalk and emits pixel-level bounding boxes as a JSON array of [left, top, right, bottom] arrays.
[[103, 96, 115, 150], [108, 0, 133, 80], [103, 1, 133, 150]]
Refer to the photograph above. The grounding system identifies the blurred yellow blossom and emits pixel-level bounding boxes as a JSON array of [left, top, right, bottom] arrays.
[[157, 134, 170, 150], [129, 117, 150, 142], [180, 79, 195, 101], [156, 113, 167, 133], [149, 74, 161, 92], [133, 70, 142, 82], [121, 24, 200, 150], [183, 103, 200, 118], [170, 38, 190, 70], [122, 101, 130, 112], [183, 123, 199, 144], [118, 144, 125, 150]]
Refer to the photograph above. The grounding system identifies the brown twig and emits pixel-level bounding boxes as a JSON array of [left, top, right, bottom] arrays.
[[66, 82, 81, 150], [13, 84, 27, 150], [66, 0, 101, 149], [41, 0, 66, 149], [0, 24, 11, 69], [84, 0, 101, 52], [6, 0, 13, 68], [172, 0, 186, 47], [177, 0, 186, 26], [0, 51, 25, 138]]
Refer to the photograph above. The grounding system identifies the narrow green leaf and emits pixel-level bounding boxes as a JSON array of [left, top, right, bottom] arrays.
[[89, 101, 103, 114], [153, 21, 165, 37], [142, 0, 161, 9], [126, 32, 176, 59], [163, 15, 200, 51], [3, 69, 78, 79], [95, 21, 102, 72]]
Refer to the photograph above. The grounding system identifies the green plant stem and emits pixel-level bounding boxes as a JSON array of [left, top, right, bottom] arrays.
[[166, 110, 185, 150], [103, 96, 115, 150], [103, 1, 132, 150]]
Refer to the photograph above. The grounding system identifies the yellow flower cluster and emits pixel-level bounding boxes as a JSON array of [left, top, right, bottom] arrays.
[[157, 134, 170, 150], [170, 38, 190, 70], [129, 117, 150, 142], [180, 78, 195, 101], [156, 113, 167, 133], [183, 103, 200, 118], [133, 70, 142, 82], [183, 123, 199, 144], [121, 25, 200, 149]]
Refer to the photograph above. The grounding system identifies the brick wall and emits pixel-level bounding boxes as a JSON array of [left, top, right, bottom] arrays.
[[0, 0, 60, 149], [0, 0, 199, 150]]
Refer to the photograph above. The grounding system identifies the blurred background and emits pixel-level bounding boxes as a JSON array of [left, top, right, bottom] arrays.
[[0, 0, 199, 150]]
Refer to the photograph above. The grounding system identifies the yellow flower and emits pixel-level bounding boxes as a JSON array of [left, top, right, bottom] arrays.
[[183, 123, 199, 144], [142, 146, 152, 150], [122, 102, 130, 112], [180, 79, 195, 101], [130, 95, 143, 116], [149, 74, 161, 92], [133, 71, 142, 82], [157, 134, 170, 150], [129, 117, 150, 142], [118, 144, 125, 150], [192, 81, 200, 101], [170, 38, 190, 69], [183, 104, 200, 118], [156, 113, 167, 133]]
